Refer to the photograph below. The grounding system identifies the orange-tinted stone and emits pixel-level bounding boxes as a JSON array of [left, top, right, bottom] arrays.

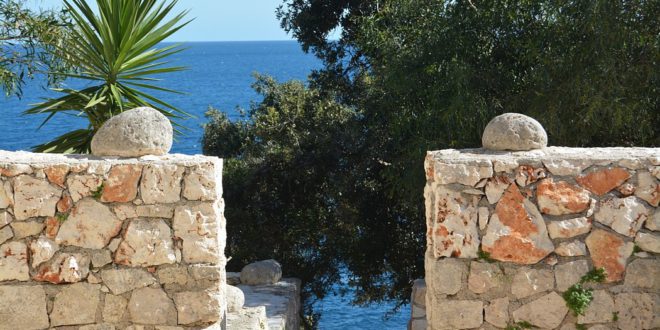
[[577, 168, 631, 196], [56, 194, 73, 213], [101, 165, 142, 203], [484, 236, 552, 264], [425, 153, 435, 182], [44, 165, 69, 188], [536, 178, 591, 215], [44, 217, 60, 239], [585, 229, 634, 283], [515, 165, 546, 186], [495, 185, 537, 236]]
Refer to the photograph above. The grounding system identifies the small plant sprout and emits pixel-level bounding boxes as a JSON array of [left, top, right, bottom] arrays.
[[92, 183, 104, 200], [56, 212, 68, 223], [562, 267, 607, 316]]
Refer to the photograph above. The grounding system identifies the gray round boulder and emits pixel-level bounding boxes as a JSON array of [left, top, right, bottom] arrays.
[[91, 107, 173, 157], [226, 284, 245, 312], [240, 259, 282, 285], [482, 113, 547, 151]]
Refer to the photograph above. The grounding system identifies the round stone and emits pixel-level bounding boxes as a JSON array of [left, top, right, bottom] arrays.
[[226, 284, 245, 312], [91, 107, 173, 157], [482, 113, 547, 151], [239, 259, 282, 285]]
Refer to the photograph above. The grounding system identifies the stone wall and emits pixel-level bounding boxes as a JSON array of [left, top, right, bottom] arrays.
[[0, 150, 226, 330], [423, 147, 659, 329]]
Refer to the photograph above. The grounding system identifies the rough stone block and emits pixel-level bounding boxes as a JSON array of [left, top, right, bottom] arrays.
[[183, 163, 218, 201], [173, 203, 220, 264], [101, 164, 142, 203], [174, 290, 221, 325], [101, 268, 157, 295], [114, 219, 176, 267], [140, 164, 184, 204], [511, 267, 554, 299], [537, 178, 590, 215], [614, 292, 654, 329], [577, 290, 614, 325], [555, 260, 589, 292], [512, 292, 568, 329], [624, 259, 659, 290], [50, 283, 101, 327], [468, 261, 504, 294], [33, 252, 90, 284], [586, 229, 634, 283], [128, 287, 177, 325], [433, 299, 483, 329], [485, 297, 509, 328], [595, 197, 649, 237], [0, 285, 50, 330], [12, 175, 61, 220], [429, 185, 480, 258], [56, 198, 122, 249], [0, 241, 29, 281]]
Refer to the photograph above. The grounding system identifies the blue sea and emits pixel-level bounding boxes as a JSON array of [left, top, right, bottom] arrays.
[[0, 41, 409, 329]]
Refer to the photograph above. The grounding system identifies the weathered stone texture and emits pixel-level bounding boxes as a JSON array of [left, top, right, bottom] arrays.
[[512, 292, 568, 329], [432, 300, 483, 329], [101, 268, 157, 295], [511, 267, 554, 299], [595, 197, 649, 237], [554, 240, 587, 257], [33, 252, 90, 284], [140, 164, 184, 204], [0, 225, 12, 245], [56, 198, 122, 249], [433, 161, 493, 186], [101, 164, 142, 202], [173, 203, 221, 264], [537, 178, 590, 215], [484, 297, 509, 328], [114, 219, 176, 266], [467, 261, 505, 294], [624, 259, 659, 290], [11, 220, 44, 239], [13, 174, 61, 220], [614, 292, 654, 329], [586, 229, 634, 282], [635, 171, 659, 207], [0, 180, 12, 208], [576, 167, 631, 195], [635, 231, 660, 253], [174, 290, 221, 325], [547, 217, 592, 239], [426, 256, 465, 296], [555, 260, 590, 292], [50, 283, 101, 327], [103, 294, 128, 323], [128, 287, 177, 325], [44, 165, 69, 188], [66, 174, 103, 202], [183, 163, 218, 201], [482, 184, 553, 264], [481, 113, 547, 151], [577, 290, 614, 325], [0, 285, 49, 330], [227, 284, 245, 312], [0, 241, 29, 281], [0, 210, 12, 228]]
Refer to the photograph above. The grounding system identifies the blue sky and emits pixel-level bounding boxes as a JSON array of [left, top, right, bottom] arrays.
[[26, 0, 292, 42]]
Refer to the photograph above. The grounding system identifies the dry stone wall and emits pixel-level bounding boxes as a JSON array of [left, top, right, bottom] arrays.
[[0, 150, 226, 330], [423, 147, 659, 329]]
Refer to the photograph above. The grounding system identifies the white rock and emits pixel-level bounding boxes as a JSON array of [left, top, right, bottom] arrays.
[[0, 225, 12, 245], [547, 217, 592, 239], [101, 268, 157, 295], [114, 219, 176, 267], [635, 171, 659, 207], [0, 285, 49, 330], [33, 252, 90, 284], [140, 164, 184, 204], [482, 113, 547, 151], [240, 259, 282, 285], [12, 175, 61, 220], [554, 240, 587, 257], [0, 241, 29, 281], [29, 235, 59, 267], [485, 176, 510, 204], [433, 161, 493, 186], [173, 203, 220, 264], [512, 292, 568, 329], [635, 232, 660, 253], [56, 198, 122, 249], [50, 283, 101, 327], [128, 287, 177, 325], [226, 285, 245, 312], [91, 107, 173, 157], [66, 174, 103, 202], [183, 163, 218, 201], [595, 197, 649, 237]]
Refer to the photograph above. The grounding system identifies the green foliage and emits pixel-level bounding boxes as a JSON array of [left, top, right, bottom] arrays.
[[92, 183, 104, 200], [25, 0, 191, 153], [0, 0, 74, 97], [613, 312, 619, 321], [633, 244, 642, 253], [563, 267, 607, 315], [506, 321, 534, 330], [56, 212, 68, 223], [477, 249, 495, 263]]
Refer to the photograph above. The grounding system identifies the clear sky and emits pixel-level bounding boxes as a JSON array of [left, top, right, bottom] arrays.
[[26, 0, 293, 42]]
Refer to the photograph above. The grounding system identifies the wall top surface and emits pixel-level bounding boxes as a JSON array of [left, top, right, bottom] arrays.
[[0, 150, 220, 165], [427, 147, 659, 164]]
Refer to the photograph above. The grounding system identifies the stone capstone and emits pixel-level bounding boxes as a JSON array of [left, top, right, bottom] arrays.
[[140, 164, 184, 204], [240, 259, 282, 285], [595, 197, 649, 237], [481, 113, 547, 151], [173, 203, 220, 264], [511, 267, 554, 299], [114, 219, 176, 267], [56, 198, 123, 249], [91, 107, 173, 157], [50, 283, 101, 327], [0, 241, 29, 281], [432, 161, 493, 186], [174, 290, 221, 325], [512, 292, 568, 329], [481, 184, 554, 264], [101, 164, 142, 203], [33, 252, 90, 283], [101, 268, 157, 295], [536, 178, 590, 215], [12, 174, 61, 220], [586, 229, 634, 282], [128, 287, 177, 325], [0, 285, 49, 330]]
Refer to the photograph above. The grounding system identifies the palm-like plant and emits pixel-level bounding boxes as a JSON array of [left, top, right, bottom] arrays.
[[25, 0, 191, 153]]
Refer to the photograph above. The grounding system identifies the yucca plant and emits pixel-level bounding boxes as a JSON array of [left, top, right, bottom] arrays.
[[25, 0, 191, 153]]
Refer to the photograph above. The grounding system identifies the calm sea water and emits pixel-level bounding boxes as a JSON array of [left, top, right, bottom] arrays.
[[0, 41, 409, 329]]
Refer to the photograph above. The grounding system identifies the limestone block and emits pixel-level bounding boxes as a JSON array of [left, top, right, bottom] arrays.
[[13, 174, 61, 220], [103, 294, 128, 323], [50, 283, 101, 327], [227, 285, 245, 312], [137, 204, 174, 218], [173, 203, 220, 264], [426, 256, 465, 295], [128, 287, 177, 325], [0, 210, 12, 228], [66, 174, 103, 202], [512, 292, 568, 329], [586, 229, 634, 283], [0, 241, 29, 281], [577, 290, 615, 325], [547, 217, 592, 239], [114, 219, 176, 267], [90, 249, 113, 268], [482, 184, 553, 264], [595, 197, 649, 237], [478, 206, 490, 230], [635, 171, 659, 207], [240, 259, 282, 285], [0, 180, 12, 208], [433, 161, 493, 186], [485, 297, 509, 328], [101, 164, 142, 203], [29, 235, 59, 267], [555, 260, 589, 292], [433, 300, 483, 329], [174, 290, 221, 325], [10, 220, 44, 239], [140, 164, 184, 204], [485, 176, 511, 204], [157, 265, 191, 286], [554, 240, 587, 257], [576, 167, 631, 196], [56, 193, 72, 213], [537, 178, 591, 215], [614, 292, 654, 329], [0, 225, 12, 244], [33, 252, 90, 284], [482, 113, 547, 151], [467, 261, 504, 294], [91, 107, 173, 157], [101, 268, 157, 295], [429, 185, 480, 258], [515, 165, 546, 186], [0, 285, 49, 330], [635, 232, 660, 253], [43, 164, 70, 188], [226, 306, 268, 330], [56, 198, 122, 249], [183, 163, 218, 201], [624, 259, 659, 290], [511, 267, 554, 299], [646, 210, 659, 231], [542, 159, 592, 176], [113, 204, 137, 220], [0, 164, 32, 177]]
